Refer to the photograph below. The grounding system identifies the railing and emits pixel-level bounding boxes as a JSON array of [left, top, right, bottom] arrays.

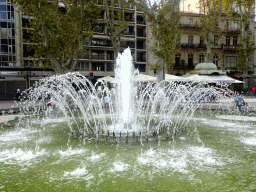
[[137, 45, 146, 49], [122, 31, 135, 35], [137, 20, 146, 25], [174, 63, 196, 69], [179, 24, 201, 29], [90, 40, 112, 47], [137, 33, 146, 37], [179, 43, 206, 48], [226, 27, 241, 33], [121, 42, 135, 48], [212, 45, 222, 49], [137, 57, 146, 62], [222, 45, 238, 49], [79, 53, 114, 60], [125, 18, 135, 22]]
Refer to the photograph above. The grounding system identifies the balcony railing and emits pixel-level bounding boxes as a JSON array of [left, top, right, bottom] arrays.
[[179, 24, 201, 29], [90, 40, 112, 47], [226, 27, 241, 33], [137, 33, 146, 37], [137, 20, 146, 25], [137, 45, 146, 49], [179, 43, 206, 48], [121, 42, 135, 48], [122, 31, 135, 36], [137, 57, 146, 62], [174, 63, 196, 69], [222, 45, 238, 50], [79, 53, 114, 60], [125, 18, 135, 22], [212, 45, 222, 49]]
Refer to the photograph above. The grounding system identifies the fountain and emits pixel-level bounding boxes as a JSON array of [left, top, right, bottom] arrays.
[[1, 48, 256, 191], [17, 48, 236, 143]]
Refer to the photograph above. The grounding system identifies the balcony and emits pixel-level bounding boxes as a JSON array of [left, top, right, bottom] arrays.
[[91, 53, 114, 61], [211, 45, 222, 49], [121, 42, 135, 48], [90, 39, 112, 47], [226, 27, 241, 33], [137, 33, 146, 37], [179, 24, 201, 29], [137, 44, 146, 49], [174, 63, 195, 69], [122, 31, 135, 36], [222, 45, 238, 50], [179, 43, 206, 48], [125, 18, 135, 22], [136, 20, 146, 25], [137, 57, 146, 62]]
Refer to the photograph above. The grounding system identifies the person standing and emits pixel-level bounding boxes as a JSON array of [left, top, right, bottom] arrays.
[[252, 85, 256, 97], [234, 93, 244, 110], [15, 87, 21, 101]]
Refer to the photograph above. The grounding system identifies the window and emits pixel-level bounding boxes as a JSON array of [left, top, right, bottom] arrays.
[[106, 63, 113, 71], [226, 20, 231, 29], [134, 64, 146, 72], [233, 20, 238, 29], [234, 4, 238, 12], [180, 1, 183, 11], [199, 55, 204, 63], [188, 36, 193, 45], [233, 36, 238, 46], [77, 62, 90, 71], [188, 4, 191, 12], [175, 54, 181, 66], [226, 36, 230, 45], [188, 18, 193, 26], [200, 36, 204, 46], [92, 63, 104, 71], [213, 56, 218, 67], [225, 56, 237, 68], [214, 35, 219, 46]]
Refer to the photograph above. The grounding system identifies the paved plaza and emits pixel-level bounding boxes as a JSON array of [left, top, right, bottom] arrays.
[[0, 96, 256, 124]]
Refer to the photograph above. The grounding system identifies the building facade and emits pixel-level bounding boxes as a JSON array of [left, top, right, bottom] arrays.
[[13, 2, 148, 80], [0, 0, 15, 66], [171, 11, 255, 78]]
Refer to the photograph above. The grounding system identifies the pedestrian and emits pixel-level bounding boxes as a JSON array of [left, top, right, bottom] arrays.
[[252, 85, 256, 97], [234, 93, 244, 110], [15, 87, 21, 101]]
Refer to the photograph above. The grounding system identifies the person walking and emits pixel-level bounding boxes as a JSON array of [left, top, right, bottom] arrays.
[[15, 87, 21, 101], [252, 85, 256, 97], [234, 93, 244, 111]]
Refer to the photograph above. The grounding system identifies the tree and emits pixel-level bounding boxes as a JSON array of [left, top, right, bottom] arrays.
[[136, 0, 181, 81], [223, 0, 254, 88], [231, 0, 254, 73], [13, 0, 100, 74], [103, 0, 130, 61], [198, 0, 223, 62]]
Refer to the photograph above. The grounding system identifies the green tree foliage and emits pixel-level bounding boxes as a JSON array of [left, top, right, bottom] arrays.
[[13, 0, 100, 74], [103, 0, 130, 60], [136, 0, 180, 80], [199, 0, 222, 62], [229, 0, 254, 73]]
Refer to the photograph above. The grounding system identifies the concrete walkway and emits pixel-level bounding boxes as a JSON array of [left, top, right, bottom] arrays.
[[0, 96, 255, 123]]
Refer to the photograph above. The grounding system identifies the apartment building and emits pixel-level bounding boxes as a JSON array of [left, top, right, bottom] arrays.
[[15, 2, 148, 80], [170, 2, 255, 78], [0, 0, 15, 67]]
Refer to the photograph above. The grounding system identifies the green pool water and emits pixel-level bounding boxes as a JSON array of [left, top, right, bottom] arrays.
[[0, 111, 256, 192]]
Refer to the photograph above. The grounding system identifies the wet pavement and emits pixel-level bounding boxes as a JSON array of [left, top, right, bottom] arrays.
[[0, 96, 255, 123]]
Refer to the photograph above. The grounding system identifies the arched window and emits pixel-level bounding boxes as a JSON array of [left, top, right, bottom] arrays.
[[188, 4, 191, 12], [180, 1, 184, 11], [213, 56, 218, 67]]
